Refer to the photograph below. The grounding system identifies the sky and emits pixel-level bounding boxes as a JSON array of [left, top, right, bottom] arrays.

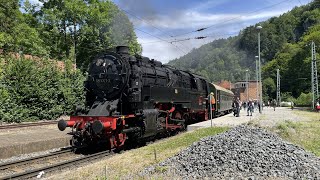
[[27, 0, 312, 63], [113, 0, 311, 63]]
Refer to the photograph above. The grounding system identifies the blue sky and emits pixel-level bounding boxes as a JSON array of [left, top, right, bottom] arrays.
[[27, 0, 312, 63]]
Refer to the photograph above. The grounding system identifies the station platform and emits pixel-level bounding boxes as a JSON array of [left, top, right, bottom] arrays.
[[0, 124, 70, 159], [187, 108, 261, 131]]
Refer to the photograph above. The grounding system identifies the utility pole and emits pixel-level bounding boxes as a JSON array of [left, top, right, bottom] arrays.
[[311, 41, 319, 109], [276, 69, 281, 107], [246, 70, 249, 102], [256, 25, 263, 112], [210, 94, 213, 127], [255, 56, 259, 101]]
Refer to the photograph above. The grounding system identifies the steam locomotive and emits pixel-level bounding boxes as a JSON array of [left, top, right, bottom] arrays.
[[58, 46, 234, 149]]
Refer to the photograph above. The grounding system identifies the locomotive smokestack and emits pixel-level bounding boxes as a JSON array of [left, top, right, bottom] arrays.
[[116, 46, 129, 54]]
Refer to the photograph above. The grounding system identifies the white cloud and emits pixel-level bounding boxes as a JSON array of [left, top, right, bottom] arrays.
[[135, 10, 289, 30], [138, 29, 239, 63], [190, 0, 231, 11], [135, 8, 287, 63], [134, 0, 311, 63], [138, 37, 185, 63], [28, 0, 43, 6]]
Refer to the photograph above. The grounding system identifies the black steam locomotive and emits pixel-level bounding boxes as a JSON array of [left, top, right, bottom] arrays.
[[58, 46, 233, 149]]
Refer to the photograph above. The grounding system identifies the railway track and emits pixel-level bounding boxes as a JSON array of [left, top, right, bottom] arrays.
[[0, 121, 58, 130], [0, 148, 111, 180]]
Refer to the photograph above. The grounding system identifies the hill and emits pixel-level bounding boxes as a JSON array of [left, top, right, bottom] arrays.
[[168, 0, 320, 100]]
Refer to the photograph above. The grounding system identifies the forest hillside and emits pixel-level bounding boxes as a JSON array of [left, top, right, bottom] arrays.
[[168, 0, 320, 100]]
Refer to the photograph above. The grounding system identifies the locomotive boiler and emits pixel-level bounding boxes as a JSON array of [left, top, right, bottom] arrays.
[[58, 46, 233, 150]]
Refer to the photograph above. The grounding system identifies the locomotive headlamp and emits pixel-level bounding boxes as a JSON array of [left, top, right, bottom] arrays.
[[92, 120, 112, 134], [58, 120, 67, 131], [92, 120, 104, 134], [58, 120, 75, 131]]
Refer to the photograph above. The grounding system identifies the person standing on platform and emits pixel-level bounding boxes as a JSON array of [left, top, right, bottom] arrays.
[[232, 97, 240, 117], [316, 101, 320, 113], [247, 99, 253, 116], [253, 101, 257, 112], [272, 99, 277, 111], [291, 101, 294, 110], [209, 92, 216, 119]]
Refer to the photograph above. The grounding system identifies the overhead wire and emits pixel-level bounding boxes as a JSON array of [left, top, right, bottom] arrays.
[[117, 0, 302, 56], [121, 6, 242, 49], [119, 8, 170, 37], [118, 6, 192, 55], [134, 27, 187, 54], [119, 7, 191, 45], [170, 0, 295, 38], [141, 32, 238, 44], [118, 7, 188, 55]]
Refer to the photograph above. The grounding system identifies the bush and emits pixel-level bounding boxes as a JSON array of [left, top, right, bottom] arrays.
[[0, 55, 85, 122], [281, 92, 295, 102], [295, 92, 312, 106]]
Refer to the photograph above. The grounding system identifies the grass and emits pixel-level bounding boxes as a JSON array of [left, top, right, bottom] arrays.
[[271, 111, 320, 156], [50, 127, 229, 180], [293, 110, 320, 120]]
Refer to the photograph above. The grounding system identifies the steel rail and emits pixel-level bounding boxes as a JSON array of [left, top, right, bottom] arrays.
[[0, 147, 72, 171], [0, 150, 111, 180]]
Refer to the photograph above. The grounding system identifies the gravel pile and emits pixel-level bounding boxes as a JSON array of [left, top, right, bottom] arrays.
[[145, 125, 320, 179]]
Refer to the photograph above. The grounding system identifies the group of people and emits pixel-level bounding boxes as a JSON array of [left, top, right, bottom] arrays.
[[212, 93, 320, 117], [266, 99, 278, 111], [232, 98, 260, 117]]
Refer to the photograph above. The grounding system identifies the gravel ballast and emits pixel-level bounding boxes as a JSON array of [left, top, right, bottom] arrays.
[[145, 125, 320, 179]]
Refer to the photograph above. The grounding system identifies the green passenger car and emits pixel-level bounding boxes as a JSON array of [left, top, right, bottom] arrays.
[[208, 83, 234, 116]]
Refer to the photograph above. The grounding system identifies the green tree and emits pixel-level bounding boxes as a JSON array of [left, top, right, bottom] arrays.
[[37, 0, 141, 69], [262, 77, 276, 101], [295, 92, 312, 106], [0, 0, 46, 55], [0, 55, 85, 122]]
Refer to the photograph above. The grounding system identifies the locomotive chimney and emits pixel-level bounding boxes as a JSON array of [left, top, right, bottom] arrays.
[[116, 46, 129, 54]]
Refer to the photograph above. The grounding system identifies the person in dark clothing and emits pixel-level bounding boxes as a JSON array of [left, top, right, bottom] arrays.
[[243, 102, 247, 110], [254, 101, 257, 108], [232, 97, 240, 117], [272, 99, 277, 111], [247, 99, 253, 116], [316, 101, 320, 112]]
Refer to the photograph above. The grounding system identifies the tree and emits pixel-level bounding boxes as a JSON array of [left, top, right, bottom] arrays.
[[37, 0, 141, 69], [0, 0, 46, 55], [262, 77, 276, 100]]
